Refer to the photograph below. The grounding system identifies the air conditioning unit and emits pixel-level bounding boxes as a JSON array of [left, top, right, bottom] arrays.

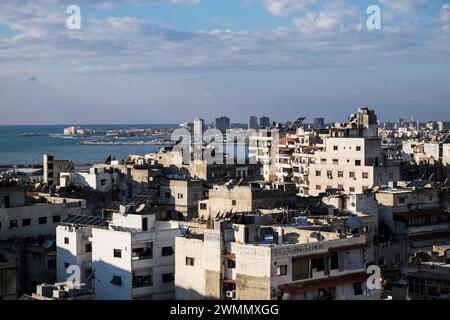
[[226, 291, 236, 299]]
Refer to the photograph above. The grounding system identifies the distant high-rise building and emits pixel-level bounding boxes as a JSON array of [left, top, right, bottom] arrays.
[[215, 116, 230, 134], [248, 116, 258, 130], [313, 117, 325, 128], [259, 116, 270, 128], [193, 118, 205, 139]]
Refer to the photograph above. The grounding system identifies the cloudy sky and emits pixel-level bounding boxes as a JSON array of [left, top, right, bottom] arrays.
[[0, 0, 449, 124]]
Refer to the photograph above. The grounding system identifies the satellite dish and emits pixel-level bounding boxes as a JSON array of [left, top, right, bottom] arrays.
[[136, 203, 146, 213]]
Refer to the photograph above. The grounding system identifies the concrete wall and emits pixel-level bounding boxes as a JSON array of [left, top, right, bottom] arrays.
[[92, 228, 133, 300], [56, 225, 93, 284], [0, 255, 18, 300], [175, 230, 222, 300], [0, 203, 82, 240]]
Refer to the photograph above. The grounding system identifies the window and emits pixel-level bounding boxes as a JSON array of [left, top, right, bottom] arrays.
[[22, 218, 31, 227], [332, 159, 339, 165], [162, 273, 174, 283], [133, 274, 153, 288], [0, 222, 2, 230], [399, 197, 406, 205], [64, 237, 69, 244], [177, 193, 184, 200], [353, 282, 363, 295], [232, 200, 237, 206], [162, 246, 174, 256], [277, 265, 287, 276], [321, 158, 327, 164], [316, 185, 321, 191], [142, 217, 148, 232], [327, 171, 333, 179], [113, 249, 122, 258], [330, 252, 339, 270], [111, 276, 122, 286], [356, 146, 361, 151], [200, 203, 207, 210], [53, 215, 61, 223], [315, 170, 321, 177], [4, 195, 11, 208], [338, 171, 344, 178], [38, 217, 47, 225], [427, 194, 433, 201], [227, 259, 236, 269], [64, 262, 70, 269], [311, 257, 325, 272], [350, 187, 356, 193], [9, 220, 18, 228], [164, 192, 171, 201], [47, 259, 56, 270], [186, 257, 195, 266], [362, 172, 369, 179], [338, 184, 344, 190], [101, 179, 106, 186], [85, 243, 92, 253], [355, 160, 361, 166], [333, 146, 338, 151], [349, 172, 355, 178]]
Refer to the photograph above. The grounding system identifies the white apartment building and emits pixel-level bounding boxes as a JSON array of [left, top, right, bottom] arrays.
[[175, 219, 380, 300], [0, 182, 83, 240], [56, 206, 182, 300], [59, 166, 122, 193], [249, 130, 279, 181], [308, 137, 400, 196], [275, 130, 323, 196]]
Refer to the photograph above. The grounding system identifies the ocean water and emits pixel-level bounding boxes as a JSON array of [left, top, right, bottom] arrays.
[[0, 125, 177, 165]]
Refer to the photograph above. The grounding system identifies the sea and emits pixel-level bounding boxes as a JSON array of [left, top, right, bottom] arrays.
[[0, 125, 178, 165]]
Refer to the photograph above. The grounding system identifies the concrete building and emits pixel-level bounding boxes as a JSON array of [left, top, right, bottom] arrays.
[[0, 179, 83, 240], [194, 118, 205, 140], [249, 130, 279, 181], [313, 118, 325, 128], [259, 116, 270, 129], [159, 178, 204, 219], [215, 117, 230, 134], [0, 253, 19, 300], [308, 137, 400, 196], [375, 181, 449, 267], [56, 194, 183, 300], [198, 182, 297, 219], [175, 217, 379, 300], [0, 236, 58, 295], [248, 116, 258, 130], [33, 282, 93, 300], [156, 149, 262, 186], [43, 154, 74, 186]]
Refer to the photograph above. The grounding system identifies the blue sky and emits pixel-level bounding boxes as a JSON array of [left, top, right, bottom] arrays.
[[0, 0, 450, 124]]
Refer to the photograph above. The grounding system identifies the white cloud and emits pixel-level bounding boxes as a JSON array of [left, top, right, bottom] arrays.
[[0, 0, 449, 78], [293, 1, 359, 33], [378, 0, 428, 13], [442, 3, 450, 32], [264, 0, 316, 16]]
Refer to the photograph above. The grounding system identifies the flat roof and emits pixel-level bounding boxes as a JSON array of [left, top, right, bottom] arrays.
[[61, 215, 108, 227]]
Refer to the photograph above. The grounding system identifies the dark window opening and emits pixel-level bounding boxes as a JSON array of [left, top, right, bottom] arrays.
[[111, 276, 122, 286], [162, 246, 174, 256], [162, 273, 174, 283], [38, 217, 47, 225], [113, 249, 122, 258]]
